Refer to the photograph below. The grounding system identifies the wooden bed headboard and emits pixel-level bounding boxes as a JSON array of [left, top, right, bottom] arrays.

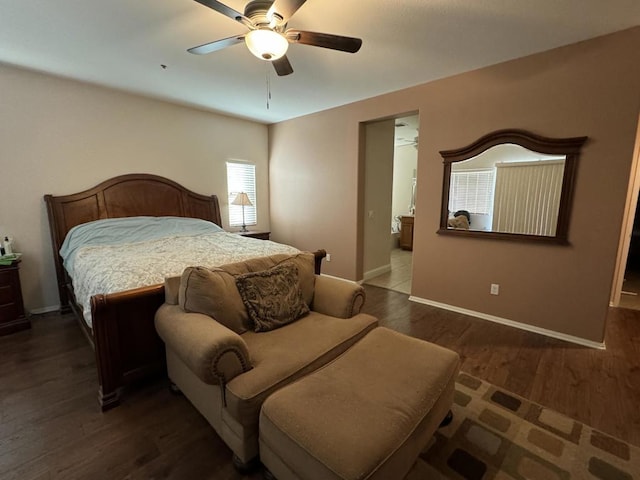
[[44, 173, 222, 307]]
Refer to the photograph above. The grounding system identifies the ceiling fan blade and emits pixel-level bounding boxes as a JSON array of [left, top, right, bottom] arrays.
[[188, 35, 245, 55], [285, 30, 362, 53], [193, 0, 251, 26], [272, 55, 294, 76], [267, 0, 307, 23]]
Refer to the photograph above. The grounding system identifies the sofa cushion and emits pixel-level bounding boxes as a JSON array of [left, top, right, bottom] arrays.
[[179, 266, 250, 334], [236, 263, 310, 332], [224, 311, 379, 427]]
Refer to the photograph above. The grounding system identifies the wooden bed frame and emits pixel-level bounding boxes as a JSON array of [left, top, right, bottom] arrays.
[[44, 173, 325, 411]]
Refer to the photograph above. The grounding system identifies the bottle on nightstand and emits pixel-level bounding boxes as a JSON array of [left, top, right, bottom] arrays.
[[3, 236, 13, 255]]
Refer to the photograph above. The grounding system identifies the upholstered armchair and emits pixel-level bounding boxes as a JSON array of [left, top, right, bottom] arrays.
[[154, 252, 378, 469]]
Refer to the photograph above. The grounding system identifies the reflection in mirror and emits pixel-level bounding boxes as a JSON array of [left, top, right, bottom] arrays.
[[439, 130, 587, 244], [449, 144, 565, 236]]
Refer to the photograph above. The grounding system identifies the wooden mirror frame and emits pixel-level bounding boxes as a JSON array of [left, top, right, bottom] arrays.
[[438, 129, 588, 244]]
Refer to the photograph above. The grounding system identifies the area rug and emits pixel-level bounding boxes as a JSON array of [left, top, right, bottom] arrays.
[[410, 373, 639, 480]]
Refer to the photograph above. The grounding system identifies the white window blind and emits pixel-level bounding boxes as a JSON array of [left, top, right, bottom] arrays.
[[448, 169, 495, 215], [226, 161, 257, 227], [492, 160, 565, 236]]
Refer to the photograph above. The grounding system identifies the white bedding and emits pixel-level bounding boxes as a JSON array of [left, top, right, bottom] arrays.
[[66, 231, 299, 328]]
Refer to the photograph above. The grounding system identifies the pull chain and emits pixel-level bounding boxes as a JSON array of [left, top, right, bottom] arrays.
[[265, 62, 272, 110]]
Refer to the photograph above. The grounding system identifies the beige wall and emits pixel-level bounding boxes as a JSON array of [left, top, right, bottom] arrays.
[[0, 63, 269, 312], [268, 27, 640, 343]]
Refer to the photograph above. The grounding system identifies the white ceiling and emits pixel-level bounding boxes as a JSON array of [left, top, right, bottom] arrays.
[[1, 1, 638, 124]]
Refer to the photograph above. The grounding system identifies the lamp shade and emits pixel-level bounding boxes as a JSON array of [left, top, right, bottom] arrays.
[[245, 29, 289, 60], [231, 192, 253, 207]]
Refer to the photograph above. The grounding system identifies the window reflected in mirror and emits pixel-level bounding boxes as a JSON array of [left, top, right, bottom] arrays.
[[439, 130, 587, 244]]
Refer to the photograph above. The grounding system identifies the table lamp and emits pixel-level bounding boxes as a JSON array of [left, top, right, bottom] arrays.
[[231, 192, 253, 232]]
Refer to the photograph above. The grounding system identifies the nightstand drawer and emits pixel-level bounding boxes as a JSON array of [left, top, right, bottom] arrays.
[[0, 283, 15, 305], [0, 302, 19, 322], [0, 268, 12, 285], [0, 260, 30, 335]]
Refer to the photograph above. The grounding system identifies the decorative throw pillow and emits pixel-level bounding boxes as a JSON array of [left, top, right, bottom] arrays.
[[235, 263, 310, 332], [447, 215, 470, 230], [219, 252, 316, 306]]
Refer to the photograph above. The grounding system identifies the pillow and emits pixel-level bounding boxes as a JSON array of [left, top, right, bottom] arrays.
[[179, 266, 250, 334], [447, 215, 470, 230], [235, 263, 310, 332], [219, 252, 316, 306]]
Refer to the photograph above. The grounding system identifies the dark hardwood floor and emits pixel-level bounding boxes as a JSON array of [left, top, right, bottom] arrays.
[[1, 285, 639, 479]]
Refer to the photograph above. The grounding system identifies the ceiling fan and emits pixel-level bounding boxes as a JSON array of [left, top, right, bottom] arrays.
[[188, 0, 363, 76]]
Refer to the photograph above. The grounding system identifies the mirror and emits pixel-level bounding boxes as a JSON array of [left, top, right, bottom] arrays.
[[438, 129, 587, 243]]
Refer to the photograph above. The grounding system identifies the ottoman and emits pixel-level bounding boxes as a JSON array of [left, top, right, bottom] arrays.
[[259, 327, 460, 480]]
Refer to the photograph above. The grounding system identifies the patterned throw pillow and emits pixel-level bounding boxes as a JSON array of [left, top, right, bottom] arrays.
[[235, 263, 310, 332]]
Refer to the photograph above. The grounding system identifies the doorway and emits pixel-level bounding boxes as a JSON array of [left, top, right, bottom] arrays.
[[619, 206, 640, 310], [363, 114, 419, 294], [611, 115, 640, 309]]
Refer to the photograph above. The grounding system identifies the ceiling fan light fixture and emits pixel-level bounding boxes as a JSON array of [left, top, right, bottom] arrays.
[[245, 29, 289, 61]]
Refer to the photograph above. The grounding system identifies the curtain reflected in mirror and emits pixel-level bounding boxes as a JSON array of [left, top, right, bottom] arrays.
[[439, 130, 587, 244]]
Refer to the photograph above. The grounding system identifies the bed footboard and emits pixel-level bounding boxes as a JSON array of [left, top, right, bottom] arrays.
[[91, 284, 167, 411]]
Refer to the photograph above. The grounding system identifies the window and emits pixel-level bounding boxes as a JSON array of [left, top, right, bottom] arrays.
[[226, 161, 257, 227], [448, 169, 495, 215]]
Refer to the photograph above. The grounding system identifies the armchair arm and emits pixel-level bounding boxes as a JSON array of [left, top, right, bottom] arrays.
[[312, 275, 366, 318], [155, 304, 252, 385]]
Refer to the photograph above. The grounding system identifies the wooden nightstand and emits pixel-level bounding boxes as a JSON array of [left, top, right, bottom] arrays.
[[237, 231, 271, 240], [0, 259, 30, 336], [399, 216, 414, 251]]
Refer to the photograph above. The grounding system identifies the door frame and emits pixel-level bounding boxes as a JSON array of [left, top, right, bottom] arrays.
[[610, 115, 640, 306]]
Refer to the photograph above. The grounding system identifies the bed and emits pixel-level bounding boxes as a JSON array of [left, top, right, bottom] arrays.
[[44, 173, 325, 410]]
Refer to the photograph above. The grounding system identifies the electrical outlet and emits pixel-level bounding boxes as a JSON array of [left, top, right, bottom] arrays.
[[490, 284, 500, 295], [326, 253, 331, 262]]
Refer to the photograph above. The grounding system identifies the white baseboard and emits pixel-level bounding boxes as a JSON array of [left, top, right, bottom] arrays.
[[319, 273, 360, 285], [409, 295, 606, 350], [28, 305, 60, 315], [362, 264, 391, 281]]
